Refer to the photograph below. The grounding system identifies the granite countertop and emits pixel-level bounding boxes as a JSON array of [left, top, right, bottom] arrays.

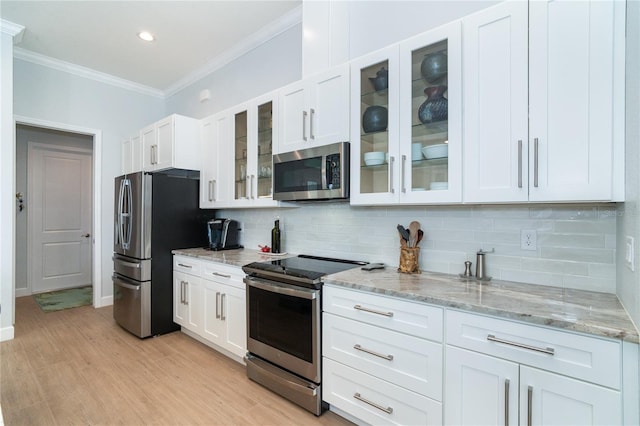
[[172, 247, 295, 268], [323, 268, 640, 344], [172, 247, 639, 344]]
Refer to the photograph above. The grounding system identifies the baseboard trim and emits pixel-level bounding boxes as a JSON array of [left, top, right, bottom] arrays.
[[0, 326, 15, 342], [15, 288, 29, 298], [98, 296, 113, 308]]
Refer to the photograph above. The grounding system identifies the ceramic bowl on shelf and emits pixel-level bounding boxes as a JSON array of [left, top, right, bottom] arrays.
[[412, 143, 423, 161], [364, 151, 386, 166], [429, 182, 448, 190], [422, 143, 448, 159]]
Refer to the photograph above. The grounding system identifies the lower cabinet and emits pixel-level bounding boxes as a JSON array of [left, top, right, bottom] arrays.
[[173, 255, 246, 361], [445, 310, 622, 425]]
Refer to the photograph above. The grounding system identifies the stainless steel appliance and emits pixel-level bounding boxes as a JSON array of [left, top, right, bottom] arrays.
[[272, 142, 349, 201], [113, 170, 210, 338], [242, 255, 367, 415], [207, 218, 242, 250]]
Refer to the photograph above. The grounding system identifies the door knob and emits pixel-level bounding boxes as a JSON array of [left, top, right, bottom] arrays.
[[82, 233, 91, 238]]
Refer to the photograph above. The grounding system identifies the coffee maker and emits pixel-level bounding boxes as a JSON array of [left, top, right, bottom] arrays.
[[207, 219, 242, 250]]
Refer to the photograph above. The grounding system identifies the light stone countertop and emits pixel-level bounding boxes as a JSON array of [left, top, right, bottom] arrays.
[[323, 267, 640, 344], [172, 247, 639, 344]]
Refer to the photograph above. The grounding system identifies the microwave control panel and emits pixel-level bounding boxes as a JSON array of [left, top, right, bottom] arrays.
[[326, 154, 341, 189]]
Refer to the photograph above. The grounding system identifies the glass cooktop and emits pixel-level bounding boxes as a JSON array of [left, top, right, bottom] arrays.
[[242, 254, 367, 287]]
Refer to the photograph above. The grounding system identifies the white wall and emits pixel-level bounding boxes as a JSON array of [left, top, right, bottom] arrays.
[[14, 125, 93, 296], [165, 24, 302, 119], [12, 59, 165, 304]]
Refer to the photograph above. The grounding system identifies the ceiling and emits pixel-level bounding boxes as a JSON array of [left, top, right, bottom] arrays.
[[1, 1, 301, 95]]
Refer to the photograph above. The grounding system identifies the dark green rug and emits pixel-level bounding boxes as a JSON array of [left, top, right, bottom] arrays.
[[33, 285, 93, 312]]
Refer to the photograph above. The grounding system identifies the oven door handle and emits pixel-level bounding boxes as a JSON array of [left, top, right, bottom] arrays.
[[244, 276, 318, 300]]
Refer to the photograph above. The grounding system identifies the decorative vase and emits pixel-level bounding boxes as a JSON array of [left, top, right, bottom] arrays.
[[418, 86, 448, 124], [362, 105, 388, 133], [420, 52, 448, 83], [368, 66, 389, 91]]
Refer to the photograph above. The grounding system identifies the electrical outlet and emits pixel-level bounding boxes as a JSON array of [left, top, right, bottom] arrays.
[[626, 236, 635, 272], [521, 229, 537, 251]]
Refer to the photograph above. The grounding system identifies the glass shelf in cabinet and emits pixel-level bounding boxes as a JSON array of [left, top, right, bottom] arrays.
[[411, 157, 448, 168], [411, 120, 448, 136], [361, 162, 389, 170], [360, 89, 389, 107]]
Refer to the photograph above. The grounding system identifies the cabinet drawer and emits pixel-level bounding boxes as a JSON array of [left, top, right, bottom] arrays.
[[323, 358, 442, 426], [173, 256, 201, 276], [202, 263, 244, 290], [323, 313, 442, 400], [446, 310, 621, 389], [323, 285, 443, 341]]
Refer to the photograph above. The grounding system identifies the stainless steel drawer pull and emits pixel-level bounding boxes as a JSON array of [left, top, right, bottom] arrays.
[[354, 344, 393, 361], [177, 263, 192, 268], [353, 305, 394, 317], [212, 272, 231, 279], [487, 334, 555, 355], [505, 378, 510, 426], [353, 393, 393, 414], [527, 386, 533, 426]]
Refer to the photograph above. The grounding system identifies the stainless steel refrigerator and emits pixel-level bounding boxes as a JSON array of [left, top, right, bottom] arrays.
[[112, 171, 210, 337]]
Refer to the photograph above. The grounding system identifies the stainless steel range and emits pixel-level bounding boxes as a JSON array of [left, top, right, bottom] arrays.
[[242, 255, 367, 415]]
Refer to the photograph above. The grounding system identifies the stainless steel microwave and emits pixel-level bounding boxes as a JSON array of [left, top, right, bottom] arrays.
[[272, 142, 349, 201]]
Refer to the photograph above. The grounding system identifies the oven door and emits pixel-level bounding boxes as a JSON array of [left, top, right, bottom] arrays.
[[245, 275, 321, 383]]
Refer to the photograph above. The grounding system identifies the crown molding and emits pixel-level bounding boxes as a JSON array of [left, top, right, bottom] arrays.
[[1, 19, 25, 44], [164, 4, 302, 97], [14, 48, 165, 98]]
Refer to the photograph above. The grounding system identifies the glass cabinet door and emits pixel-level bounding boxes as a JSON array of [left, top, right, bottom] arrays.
[[234, 110, 248, 200], [350, 45, 400, 205], [256, 101, 273, 199], [400, 21, 462, 203]]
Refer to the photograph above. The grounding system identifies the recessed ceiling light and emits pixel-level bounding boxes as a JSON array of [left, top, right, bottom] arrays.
[[137, 31, 155, 42]]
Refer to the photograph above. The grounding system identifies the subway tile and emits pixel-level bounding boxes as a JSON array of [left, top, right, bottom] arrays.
[[588, 263, 617, 279], [537, 233, 605, 248], [562, 275, 615, 293], [473, 230, 521, 244], [520, 258, 589, 275], [492, 218, 555, 232], [472, 206, 531, 218], [529, 205, 599, 220], [554, 220, 616, 234], [540, 247, 615, 264], [500, 269, 564, 287], [442, 217, 494, 230]]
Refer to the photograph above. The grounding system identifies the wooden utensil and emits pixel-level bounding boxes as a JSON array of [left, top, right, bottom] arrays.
[[408, 221, 420, 247], [416, 229, 424, 246]]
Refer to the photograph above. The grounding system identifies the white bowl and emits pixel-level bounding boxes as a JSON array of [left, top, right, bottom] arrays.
[[429, 181, 448, 190], [411, 143, 423, 160], [422, 143, 448, 159], [364, 151, 385, 166]]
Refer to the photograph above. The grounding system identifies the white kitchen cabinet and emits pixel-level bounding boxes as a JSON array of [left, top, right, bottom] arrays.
[[444, 310, 622, 425], [142, 114, 201, 172], [463, 0, 624, 203], [278, 63, 349, 153], [201, 92, 280, 209], [199, 112, 232, 208], [121, 134, 141, 175], [201, 263, 246, 359], [350, 20, 462, 205], [322, 285, 443, 424], [173, 256, 203, 334], [172, 256, 245, 362]]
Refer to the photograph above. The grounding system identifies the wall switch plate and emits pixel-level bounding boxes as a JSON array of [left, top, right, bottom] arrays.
[[625, 236, 634, 272], [521, 229, 537, 251]]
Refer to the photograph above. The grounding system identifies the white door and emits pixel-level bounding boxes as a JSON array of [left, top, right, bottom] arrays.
[[29, 143, 92, 293]]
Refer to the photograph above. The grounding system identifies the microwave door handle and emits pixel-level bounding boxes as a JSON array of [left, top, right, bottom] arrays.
[[321, 156, 328, 191]]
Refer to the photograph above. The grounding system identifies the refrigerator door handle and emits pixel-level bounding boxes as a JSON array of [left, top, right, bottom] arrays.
[[116, 178, 125, 248], [122, 179, 133, 250]]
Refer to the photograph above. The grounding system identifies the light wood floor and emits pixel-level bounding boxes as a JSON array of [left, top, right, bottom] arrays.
[[1, 296, 353, 426]]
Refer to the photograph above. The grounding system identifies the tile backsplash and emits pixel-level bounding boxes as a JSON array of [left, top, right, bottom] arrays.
[[221, 203, 618, 293]]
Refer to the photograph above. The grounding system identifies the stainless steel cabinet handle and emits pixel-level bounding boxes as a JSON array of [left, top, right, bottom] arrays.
[[221, 293, 226, 320], [180, 280, 184, 304], [487, 334, 555, 355], [401, 155, 407, 193], [112, 256, 141, 268], [353, 393, 393, 414], [310, 108, 315, 139], [353, 344, 393, 361], [184, 281, 189, 305], [389, 156, 395, 194], [177, 263, 192, 269], [215, 292, 221, 319], [517, 140, 523, 188], [533, 138, 539, 188], [527, 386, 533, 426], [302, 110, 308, 141], [212, 179, 216, 201], [251, 175, 255, 199], [212, 272, 231, 279], [353, 304, 394, 317], [208, 180, 214, 201], [505, 379, 510, 426]]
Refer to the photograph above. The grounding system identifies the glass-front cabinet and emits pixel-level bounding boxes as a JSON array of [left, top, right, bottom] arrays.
[[351, 21, 461, 205], [233, 109, 249, 201]]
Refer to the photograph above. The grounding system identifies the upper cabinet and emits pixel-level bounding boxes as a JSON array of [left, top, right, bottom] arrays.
[[142, 114, 201, 172], [463, 0, 624, 203], [121, 134, 141, 175], [351, 21, 462, 205], [278, 64, 350, 153], [200, 91, 281, 209]]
